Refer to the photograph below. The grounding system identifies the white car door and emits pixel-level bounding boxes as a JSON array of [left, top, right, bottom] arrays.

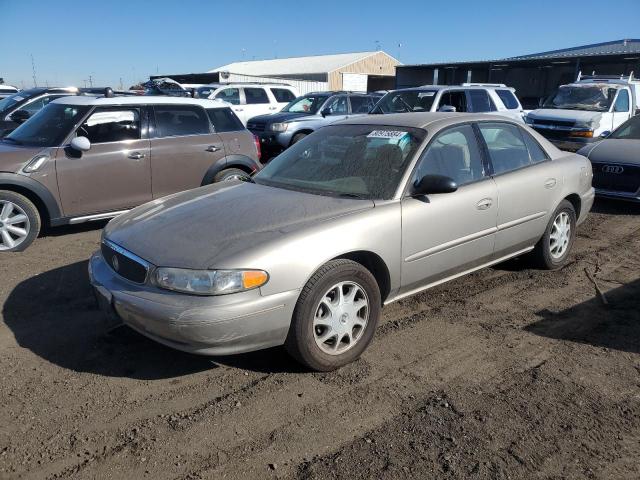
[[212, 87, 247, 124], [269, 87, 297, 112], [242, 87, 274, 124], [611, 89, 632, 132]]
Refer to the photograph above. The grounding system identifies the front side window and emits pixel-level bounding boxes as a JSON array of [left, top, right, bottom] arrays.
[[270, 88, 296, 103], [349, 96, 374, 114], [3, 103, 90, 147], [0, 90, 37, 113], [255, 125, 426, 200], [371, 90, 437, 114], [324, 96, 348, 115], [496, 89, 520, 109], [154, 106, 209, 137], [614, 90, 630, 113], [79, 108, 141, 144], [414, 125, 485, 186], [21, 96, 48, 114], [479, 123, 531, 174], [438, 91, 468, 112], [214, 88, 240, 105], [610, 115, 640, 139], [244, 88, 269, 105], [207, 107, 244, 132], [468, 90, 496, 113], [281, 95, 328, 114]]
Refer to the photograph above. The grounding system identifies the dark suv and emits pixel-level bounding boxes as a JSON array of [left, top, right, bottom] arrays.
[[0, 96, 261, 251]]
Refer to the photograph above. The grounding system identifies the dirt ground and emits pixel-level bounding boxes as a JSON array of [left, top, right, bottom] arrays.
[[1, 199, 639, 480]]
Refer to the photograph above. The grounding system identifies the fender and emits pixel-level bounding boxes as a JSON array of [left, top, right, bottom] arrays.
[[0, 172, 62, 224], [201, 154, 261, 185]]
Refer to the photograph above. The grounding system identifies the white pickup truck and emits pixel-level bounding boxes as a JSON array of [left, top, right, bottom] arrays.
[[525, 73, 639, 151]]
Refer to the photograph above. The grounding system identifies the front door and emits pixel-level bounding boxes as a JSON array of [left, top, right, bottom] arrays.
[[56, 106, 151, 217], [611, 89, 631, 131], [150, 104, 226, 197], [400, 124, 498, 295]]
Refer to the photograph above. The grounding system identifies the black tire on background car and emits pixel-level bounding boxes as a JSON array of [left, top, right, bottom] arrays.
[[291, 133, 308, 145], [213, 168, 250, 182], [0, 190, 41, 252], [532, 199, 576, 270], [285, 259, 381, 371]]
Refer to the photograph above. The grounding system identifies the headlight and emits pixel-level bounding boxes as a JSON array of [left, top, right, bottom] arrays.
[[23, 155, 49, 173], [269, 122, 288, 132], [569, 130, 594, 138], [524, 116, 534, 125], [154, 268, 268, 295]]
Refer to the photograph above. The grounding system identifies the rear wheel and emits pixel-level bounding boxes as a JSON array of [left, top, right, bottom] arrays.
[[532, 200, 576, 270], [0, 190, 41, 252], [285, 259, 381, 371], [213, 168, 250, 182]]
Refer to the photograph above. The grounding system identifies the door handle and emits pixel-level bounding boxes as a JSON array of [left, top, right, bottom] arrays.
[[128, 152, 145, 160], [206, 145, 221, 153], [544, 178, 557, 189], [235, 108, 244, 112], [476, 198, 493, 210], [268, 106, 277, 110]]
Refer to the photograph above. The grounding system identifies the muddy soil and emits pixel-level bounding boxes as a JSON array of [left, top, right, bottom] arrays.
[[1, 199, 639, 479]]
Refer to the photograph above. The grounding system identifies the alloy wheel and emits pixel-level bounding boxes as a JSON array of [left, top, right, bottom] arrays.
[[549, 211, 571, 259], [0, 200, 30, 251]]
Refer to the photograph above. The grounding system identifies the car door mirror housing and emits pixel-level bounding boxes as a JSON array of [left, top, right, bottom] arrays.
[[9, 109, 31, 124], [438, 105, 456, 113], [412, 174, 458, 196], [70, 136, 91, 152], [599, 131, 611, 138], [321, 108, 331, 117]]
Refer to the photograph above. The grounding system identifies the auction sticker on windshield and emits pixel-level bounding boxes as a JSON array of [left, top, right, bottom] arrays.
[[367, 130, 408, 139]]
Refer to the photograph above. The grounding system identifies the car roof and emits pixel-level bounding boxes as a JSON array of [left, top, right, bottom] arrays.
[[334, 112, 520, 129], [392, 85, 510, 93], [51, 95, 231, 108]]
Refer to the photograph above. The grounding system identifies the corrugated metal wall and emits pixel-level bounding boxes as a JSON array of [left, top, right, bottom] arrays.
[[225, 73, 328, 94], [328, 51, 400, 90]]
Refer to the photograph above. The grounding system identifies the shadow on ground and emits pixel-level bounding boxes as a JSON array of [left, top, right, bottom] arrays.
[[591, 198, 640, 216], [527, 278, 640, 354]]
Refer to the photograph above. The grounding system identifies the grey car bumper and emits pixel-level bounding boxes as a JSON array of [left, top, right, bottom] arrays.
[[89, 252, 298, 355]]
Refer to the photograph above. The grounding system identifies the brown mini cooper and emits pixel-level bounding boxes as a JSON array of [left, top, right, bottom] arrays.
[[0, 95, 261, 251]]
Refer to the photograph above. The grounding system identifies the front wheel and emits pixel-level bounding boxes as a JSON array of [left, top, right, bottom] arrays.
[[285, 259, 381, 371], [0, 190, 41, 252], [290, 132, 308, 145], [213, 168, 250, 182], [532, 200, 576, 270]]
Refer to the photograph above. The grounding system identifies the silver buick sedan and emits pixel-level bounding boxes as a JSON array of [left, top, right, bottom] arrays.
[[90, 113, 594, 371]]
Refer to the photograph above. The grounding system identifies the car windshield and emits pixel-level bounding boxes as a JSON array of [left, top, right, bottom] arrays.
[[281, 95, 329, 114], [0, 91, 27, 112], [543, 85, 617, 112], [371, 90, 438, 114], [609, 115, 640, 140], [3, 103, 90, 147], [254, 124, 426, 200]]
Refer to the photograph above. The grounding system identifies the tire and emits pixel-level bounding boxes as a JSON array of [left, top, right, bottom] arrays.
[[290, 133, 308, 145], [532, 200, 576, 270], [213, 168, 250, 183], [0, 190, 41, 252], [285, 259, 381, 371]]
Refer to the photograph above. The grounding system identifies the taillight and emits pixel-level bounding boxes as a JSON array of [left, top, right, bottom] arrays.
[[253, 134, 261, 162]]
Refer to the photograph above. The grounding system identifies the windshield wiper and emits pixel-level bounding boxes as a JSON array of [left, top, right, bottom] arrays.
[[334, 192, 368, 200]]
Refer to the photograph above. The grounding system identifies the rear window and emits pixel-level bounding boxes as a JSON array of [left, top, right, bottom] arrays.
[[496, 89, 520, 110], [270, 88, 296, 103], [244, 88, 269, 104], [154, 105, 210, 137], [207, 107, 244, 132]]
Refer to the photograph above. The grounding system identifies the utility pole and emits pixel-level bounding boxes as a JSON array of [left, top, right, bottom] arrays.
[[31, 54, 38, 87], [119, 77, 123, 90], [88, 75, 93, 87]]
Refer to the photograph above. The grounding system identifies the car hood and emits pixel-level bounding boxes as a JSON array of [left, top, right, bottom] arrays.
[[248, 112, 313, 124], [0, 142, 46, 171], [528, 109, 602, 126], [578, 139, 640, 165], [104, 181, 374, 269]]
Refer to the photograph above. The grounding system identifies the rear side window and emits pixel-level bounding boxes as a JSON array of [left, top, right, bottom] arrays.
[[207, 107, 244, 132], [520, 128, 549, 163], [478, 123, 531, 174], [349, 96, 374, 113], [81, 108, 141, 143], [495, 89, 520, 110], [468, 90, 496, 113], [244, 88, 270, 104], [154, 105, 209, 137], [270, 88, 296, 103]]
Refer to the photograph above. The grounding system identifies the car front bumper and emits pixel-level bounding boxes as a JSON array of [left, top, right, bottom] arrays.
[[251, 130, 293, 151], [530, 127, 599, 152], [594, 188, 640, 202], [89, 252, 298, 356]]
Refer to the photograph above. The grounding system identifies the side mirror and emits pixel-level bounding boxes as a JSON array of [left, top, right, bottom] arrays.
[[9, 110, 31, 124], [412, 174, 458, 196], [70, 136, 91, 152], [599, 131, 611, 138], [438, 105, 456, 113], [321, 108, 331, 117]]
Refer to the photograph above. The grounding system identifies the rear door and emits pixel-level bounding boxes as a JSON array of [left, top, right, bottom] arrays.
[[467, 89, 498, 115], [269, 87, 297, 111], [149, 104, 226, 197], [477, 121, 560, 257], [242, 87, 273, 122], [56, 106, 151, 216]]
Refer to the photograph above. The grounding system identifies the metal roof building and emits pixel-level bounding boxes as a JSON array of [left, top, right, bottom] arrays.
[[396, 39, 640, 109]]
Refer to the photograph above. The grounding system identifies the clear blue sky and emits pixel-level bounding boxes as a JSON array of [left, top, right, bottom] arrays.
[[2, 0, 638, 88]]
